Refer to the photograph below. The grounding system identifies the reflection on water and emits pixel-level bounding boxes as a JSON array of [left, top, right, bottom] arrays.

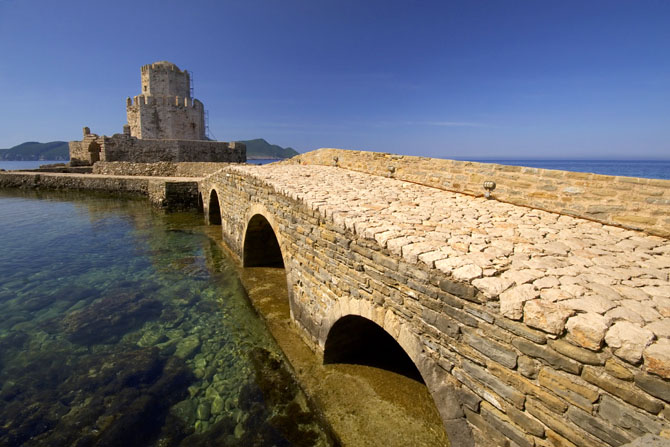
[[0, 189, 336, 447]]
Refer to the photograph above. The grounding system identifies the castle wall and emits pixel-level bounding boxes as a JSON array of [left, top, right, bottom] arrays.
[[288, 148, 670, 238], [140, 62, 190, 97], [92, 161, 231, 177], [126, 96, 205, 140], [100, 135, 244, 163]]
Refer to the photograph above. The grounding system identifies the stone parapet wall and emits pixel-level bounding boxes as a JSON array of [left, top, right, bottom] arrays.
[[286, 148, 670, 238], [93, 161, 229, 178], [201, 165, 670, 447]]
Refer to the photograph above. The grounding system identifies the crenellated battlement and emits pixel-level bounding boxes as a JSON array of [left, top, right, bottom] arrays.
[[140, 61, 186, 74]]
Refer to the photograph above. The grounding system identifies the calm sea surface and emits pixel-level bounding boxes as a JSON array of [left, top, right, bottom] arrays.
[[466, 159, 670, 180], [0, 190, 335, 447], [2, 159, 669, 179]]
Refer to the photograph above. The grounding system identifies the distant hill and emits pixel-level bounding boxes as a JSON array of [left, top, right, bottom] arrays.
[[0, 141, 69, 161], [239, 139, 299, 159], [0, 139, 299, 161]]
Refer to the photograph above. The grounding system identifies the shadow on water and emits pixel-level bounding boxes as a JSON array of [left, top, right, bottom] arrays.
[[240, 266, 450, 447], [0, 189, 337, 447]]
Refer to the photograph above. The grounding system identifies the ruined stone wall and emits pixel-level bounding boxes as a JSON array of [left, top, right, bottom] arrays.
[[126, 96, 205, 140], [201, 167, 670, 447], [93, 161, 230, 177], [287, 149, 670, 238], [68, 141, 87, 165]]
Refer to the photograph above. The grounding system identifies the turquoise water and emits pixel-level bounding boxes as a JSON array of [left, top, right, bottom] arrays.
[[0, 189, 336, 447]]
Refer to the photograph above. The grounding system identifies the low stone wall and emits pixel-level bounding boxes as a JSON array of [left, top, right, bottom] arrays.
[[70, 131, 246, 166], [0, 171, 198, 209], [93, 161, 229, 178], [201, 165, 670, 447], [286, 149, 670, 238]]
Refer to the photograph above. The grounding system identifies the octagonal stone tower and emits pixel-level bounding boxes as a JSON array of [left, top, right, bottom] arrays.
[[126, 61, 206, 140]]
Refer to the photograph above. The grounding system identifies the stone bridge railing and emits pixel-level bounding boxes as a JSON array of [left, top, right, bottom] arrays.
[[200, 161, 670, 447], [285, 148, 670, 239]]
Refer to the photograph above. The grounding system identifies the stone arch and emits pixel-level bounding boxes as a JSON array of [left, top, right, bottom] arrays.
[[208, 189, 221, 225], [241, 205, 302, 322], [243, 213, 284, 268], [320, 303, 474, 447], [87, 141, 101, 164], [324, 315, 424, 382]]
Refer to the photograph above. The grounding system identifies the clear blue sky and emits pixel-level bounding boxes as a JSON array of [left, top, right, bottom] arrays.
[[1, 0, 668, 159]]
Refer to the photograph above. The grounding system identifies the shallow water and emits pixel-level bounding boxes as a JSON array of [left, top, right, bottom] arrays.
[[0, 189, 336, 447]]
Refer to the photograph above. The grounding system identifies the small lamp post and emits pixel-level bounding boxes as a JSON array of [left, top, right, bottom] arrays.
[[483, 181, 496, 199]]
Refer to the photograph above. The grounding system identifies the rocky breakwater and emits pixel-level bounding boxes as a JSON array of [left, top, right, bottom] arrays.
[[210, 163, 670, 446]]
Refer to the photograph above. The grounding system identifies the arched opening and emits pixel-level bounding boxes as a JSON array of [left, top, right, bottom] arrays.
[[197, 192, 204, 213], [208, 190, 221, 225], [243, 214, 284, 268], [324, 315, 423, 382], [87, 141, 101, 164]]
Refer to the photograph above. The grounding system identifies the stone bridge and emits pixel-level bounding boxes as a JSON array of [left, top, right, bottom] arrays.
[[200, 150, 670, 447]]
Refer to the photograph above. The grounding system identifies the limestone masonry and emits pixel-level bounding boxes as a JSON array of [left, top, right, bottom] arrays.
[[69, 61, 245, 165], [201, 159, 670, 447]]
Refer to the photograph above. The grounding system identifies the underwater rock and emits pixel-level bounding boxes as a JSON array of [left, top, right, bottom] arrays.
[[61, 290, 162, 345], [174, 334, 201, 359], [0, 346, 194, 447]]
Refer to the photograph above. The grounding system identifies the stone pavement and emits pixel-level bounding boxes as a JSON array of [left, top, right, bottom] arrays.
[[231, 164, 670, 377]]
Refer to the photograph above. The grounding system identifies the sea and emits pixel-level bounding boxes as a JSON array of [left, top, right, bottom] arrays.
[[3, 159, 669, 179], [0, 189, 336, 446]]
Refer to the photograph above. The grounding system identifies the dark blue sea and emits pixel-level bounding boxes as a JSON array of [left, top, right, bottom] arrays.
[[461, 159, 670, 180], [2, 159, 669, 180]]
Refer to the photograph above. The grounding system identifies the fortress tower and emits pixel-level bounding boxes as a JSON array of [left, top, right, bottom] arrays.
[[126, 61, 206, 140]]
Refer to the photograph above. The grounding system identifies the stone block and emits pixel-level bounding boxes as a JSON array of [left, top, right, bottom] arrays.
[[462, 328, 517, 369], [480, 402, 534, 447], [547, 339, 606, 365], [523, 299, 574, 334], [495, 317, 547, 344], [605, 358, 634, 381], [504, 402, 545, 437], [599, 394, 665, 439], [485, 361, 567, 412], [620, 434, 670, 447], [606, 321, 655, 364], [464, 408, 510, 447], [644, 339, 670, 379], [512, 338, 581, 374], [461, 360, 526, 409], [582, 366, 664, 414], [472, 276, 513, 300], [565, 312, 611, 351], [538, 367, 599, 412], [635, 371, 670, 402], [439, 279, 478, 301], [566, 405, 633, 446], [500, 284, 540, 320], [518, 355, 541, 379], [526, 398, 602, 447]]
